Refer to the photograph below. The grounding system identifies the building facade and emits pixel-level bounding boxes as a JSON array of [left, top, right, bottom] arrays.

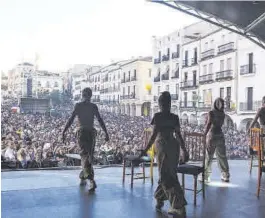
[[151, 21, 264, 131]]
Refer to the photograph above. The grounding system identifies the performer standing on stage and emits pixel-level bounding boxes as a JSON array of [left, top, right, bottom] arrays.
[[63, 88, 109, 191], [140, 91, 188, 216], [249, 96, 265, 140], [204, 98, 230, 183]]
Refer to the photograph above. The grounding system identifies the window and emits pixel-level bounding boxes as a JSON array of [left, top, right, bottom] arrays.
[[128, 86, 130, 95], [123, 87, 125, 95], [184, 72, 188, 81], [167, 48, 170, 56], [38, 81, 41, 87], [209, 63, 213, 74], [54, 82, 58, 87], [220, 60, 225, 71], [158, 86, 161, 95], [177, 44, 180, 56], [227, 58, 232, 70], [176, 84, 179, 95], [220, 88, 224, 99], [203, 65, 207, 75], [166, 85, 169, 91], [46, 81, 50, 88], [203, 90, 206, 102], [148, 69, 151, 77], [133, 69, 136, 77]]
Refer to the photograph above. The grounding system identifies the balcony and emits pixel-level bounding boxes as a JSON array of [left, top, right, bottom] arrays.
[[171, 94, 178, 100], [172, 52, 179, 59], [182, 60, 188, 68], [180, 80, 198, 89], [180, 101, 211, 110], [201, 49, 215, 60], [218, 42, 234, 54], [101, 100, 119, 105], [239, 101, 261, 112], [171, 69, 179, 79], [154, 76, 161, 82], [191, 57, 198, 66], [99, 88, 109, 94], [161, 73, 169, 80], [199, 74, 214, 84], [130, 76, 137, 81], [216, 70, 233, 81], [154, 58, 161, 64], [240, 64, 256, 75], [120, 93, 136, 100], [162, 54, 170, 62]]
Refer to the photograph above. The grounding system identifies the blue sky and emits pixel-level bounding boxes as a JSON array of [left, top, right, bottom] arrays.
[[0, 0, 197, 72]]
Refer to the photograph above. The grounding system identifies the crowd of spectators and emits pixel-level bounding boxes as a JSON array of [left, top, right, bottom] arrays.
[[1, 97, 250, 169]]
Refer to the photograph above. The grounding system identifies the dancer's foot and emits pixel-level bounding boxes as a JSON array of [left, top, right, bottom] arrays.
[[221, 176, 230, 183], [168, 207, 186, 216], [79, 179, 87, 186], [88, 180, 97, 192], [155, 200, 164, 211]]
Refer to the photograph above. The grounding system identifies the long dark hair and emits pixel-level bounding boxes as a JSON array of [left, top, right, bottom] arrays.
[[158, 91, 171, 113], [213, 97, 225, 112]]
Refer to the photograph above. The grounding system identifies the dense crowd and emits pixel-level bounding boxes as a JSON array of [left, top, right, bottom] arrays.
[[1, 97, 250, 169]]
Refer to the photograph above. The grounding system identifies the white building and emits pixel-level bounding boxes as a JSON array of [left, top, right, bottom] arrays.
[[120, 57, 152, 116], [8, 62, 35, 97], [68, 65, 101, 102], [34, 71, 63, 97], [151, 21, 265, 131]]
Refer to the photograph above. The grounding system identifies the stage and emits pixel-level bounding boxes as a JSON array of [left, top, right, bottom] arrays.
[[1, 160, 264, 218]]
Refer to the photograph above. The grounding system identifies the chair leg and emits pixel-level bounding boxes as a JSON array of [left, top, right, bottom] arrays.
[[131, 163, 134, 188], [250, 155, 253, 174], [182, 174, 185, 194], [122, 159, 126, 183], [142, 162, 146, 183], [257, 167, 262, 198], [202, 172, 205, 199], [150, 158, 154, 186], [194, 175, 198, 206]]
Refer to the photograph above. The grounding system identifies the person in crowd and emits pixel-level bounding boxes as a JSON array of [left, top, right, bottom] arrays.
[[204, 98, 230, 183], [140, 91, 188, 216], [62, 87, 109, 191]]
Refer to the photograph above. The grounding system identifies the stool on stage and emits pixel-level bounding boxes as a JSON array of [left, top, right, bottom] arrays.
[[250, 128, 265, 197], [177, 132, 206, 205], [122, 128, 155, 188]]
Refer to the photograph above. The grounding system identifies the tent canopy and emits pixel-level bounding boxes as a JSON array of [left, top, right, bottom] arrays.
[[151, 1, 265, 49]]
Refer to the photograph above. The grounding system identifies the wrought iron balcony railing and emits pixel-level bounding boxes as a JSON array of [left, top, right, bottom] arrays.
[[201, 49, 215, 60], [161, 73, 169, 80], [154, 76, 161, 82], [218, 42, 234, 54], [239, 101, 261, 111], [240, 64, 256, 75], [154, 58, 161, 64], [120, 94, 136, 100], [180, 80, 198, 89], [216, 70, 233, 81], [171, 69, 179, 79], [172, 52, 179, 59], [199, 74, 214, 84], [162, 55, 170, 62]]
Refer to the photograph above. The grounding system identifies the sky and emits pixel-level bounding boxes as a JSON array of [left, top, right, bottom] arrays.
[[0, 0, 198, 73]]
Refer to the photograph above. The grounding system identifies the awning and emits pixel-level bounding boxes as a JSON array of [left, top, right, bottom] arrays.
[[150, 1, 265, 49]]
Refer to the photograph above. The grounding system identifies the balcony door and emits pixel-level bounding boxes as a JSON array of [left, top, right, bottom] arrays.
[[247, 87, 253, 110], [184, 92, 188, 107], [185, 50, 188, 65], [248, 53, 253, 73], [193, 71, 197, 86], [194, 48, 197, 63]]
